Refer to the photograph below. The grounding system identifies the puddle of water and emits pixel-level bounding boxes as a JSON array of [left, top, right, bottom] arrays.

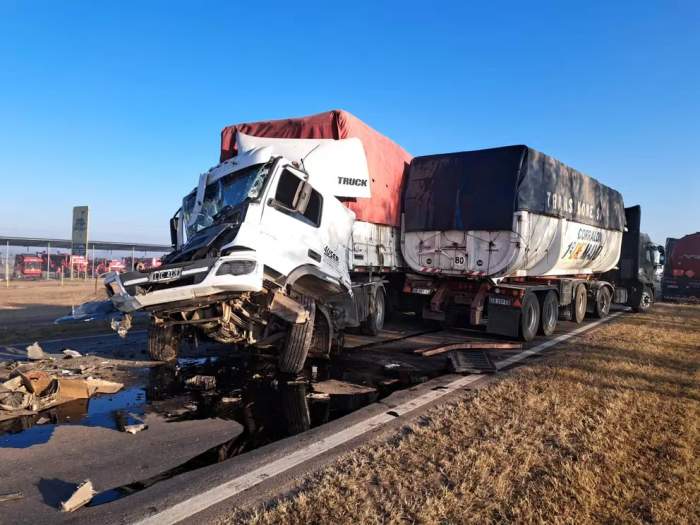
[[2, 346, 441, 502], [0, 387, 146, 448]]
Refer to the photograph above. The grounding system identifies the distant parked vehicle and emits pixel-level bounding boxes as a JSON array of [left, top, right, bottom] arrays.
[[13, 254, 43, 279], [662, 232, 700, 299]]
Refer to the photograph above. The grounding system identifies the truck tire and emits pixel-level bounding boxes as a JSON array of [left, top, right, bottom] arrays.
[[632, 286, 653, 313], [593, 287, 612, 319], [539, 290, 559, 336], [361, 287, 386, 336], [571, 284, 587, 324], [519, 292, 540, 342], [279, 296, 315, 374], [147, 323, 180, 362]]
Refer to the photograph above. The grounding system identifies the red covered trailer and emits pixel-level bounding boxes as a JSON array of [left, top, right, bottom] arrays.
[[220, 109, 412, 227], [663, 232, 700, 299]]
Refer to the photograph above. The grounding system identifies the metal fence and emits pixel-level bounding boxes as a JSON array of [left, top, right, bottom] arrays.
[[0, 237, 170, 286]]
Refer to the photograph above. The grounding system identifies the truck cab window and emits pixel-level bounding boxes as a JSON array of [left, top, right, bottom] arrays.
[[274, 169, 323, 227], [303, 189, 323, 226], [275, 170, 302, 209]]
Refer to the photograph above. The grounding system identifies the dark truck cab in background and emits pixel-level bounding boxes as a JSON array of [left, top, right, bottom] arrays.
[[602, 205, 664, 312]]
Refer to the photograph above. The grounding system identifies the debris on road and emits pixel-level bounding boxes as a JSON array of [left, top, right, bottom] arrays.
[[0, 491, 24, 503], [185, 374, 216, 391], [414, 341, 522, 357], [60, 480, 95, 512], [62, 349, 83, 359], [0, 368, 123, 421], [26, 342, 51, 361], [448, 349, 497, 373], [115, 411, 148, 434]]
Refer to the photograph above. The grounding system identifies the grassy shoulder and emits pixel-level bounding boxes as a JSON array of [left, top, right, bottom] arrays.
[[221, 303, 700, 524]]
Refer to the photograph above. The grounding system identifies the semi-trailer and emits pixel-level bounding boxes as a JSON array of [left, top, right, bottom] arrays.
[[102, 110, 411, 373], [662, 232, 700, 299], [400, 145, 663, 340]]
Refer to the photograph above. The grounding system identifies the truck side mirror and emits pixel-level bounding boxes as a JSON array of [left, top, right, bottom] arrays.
[[170, 216, 179, 248]]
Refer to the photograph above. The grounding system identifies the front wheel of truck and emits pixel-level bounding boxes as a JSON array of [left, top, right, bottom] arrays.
[[279, 296, 316, 374], [147, 323, 180, 362]]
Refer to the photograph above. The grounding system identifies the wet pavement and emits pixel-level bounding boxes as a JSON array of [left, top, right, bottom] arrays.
[[0, 312, 591, 523]]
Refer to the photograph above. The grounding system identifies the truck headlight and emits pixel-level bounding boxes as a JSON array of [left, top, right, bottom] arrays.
[[217, 260, 256, 276]]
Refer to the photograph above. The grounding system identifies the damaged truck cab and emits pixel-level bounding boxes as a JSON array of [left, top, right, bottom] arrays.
[[105, 132, 402, 373]]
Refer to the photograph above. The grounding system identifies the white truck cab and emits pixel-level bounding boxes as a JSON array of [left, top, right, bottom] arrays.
[[105, 135, 398, 373]]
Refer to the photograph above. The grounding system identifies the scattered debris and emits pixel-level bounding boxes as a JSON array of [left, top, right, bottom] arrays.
[[26, 342, 51, 361], [60, 480, 95, 512], [313, 379, 376, 396], [0, 369, 123, 422], [62, 349, 83, 359], [115, 411, 148, 434], [185, 375, 216, 391], [0, 491, 23, 503], [383, 363, 401, 371], [306, 392, 330, 401], [220, 396, 242, 404], [414, 341, 521, 357], [448, 349, 497, 373]]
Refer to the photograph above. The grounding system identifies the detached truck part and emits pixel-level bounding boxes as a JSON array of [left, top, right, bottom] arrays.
[[103, 110, 411, 373], [662, 232, 700, 299], [400, 145, 662, 341]]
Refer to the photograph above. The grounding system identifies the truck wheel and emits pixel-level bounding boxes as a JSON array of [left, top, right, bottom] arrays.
[[539, 291, 559, 336], [593, 287, 612, 319], [279, 296, 315, 374], [632, 286, 653, 313], [571, 284, 587, 324], [519, 292, 540, 342], [147, 323, 180, 362], [361, 287, 386, 336]]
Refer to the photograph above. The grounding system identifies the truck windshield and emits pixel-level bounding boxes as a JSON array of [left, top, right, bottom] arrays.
[[183, 164, 266, 239]]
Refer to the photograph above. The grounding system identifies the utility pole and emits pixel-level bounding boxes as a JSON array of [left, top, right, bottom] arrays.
[[5, 241, 9, 288], [46, 241, 50, 280]]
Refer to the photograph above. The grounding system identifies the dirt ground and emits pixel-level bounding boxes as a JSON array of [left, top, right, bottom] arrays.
[[220, 303, 700, 525], [0, 280, 111, 344]]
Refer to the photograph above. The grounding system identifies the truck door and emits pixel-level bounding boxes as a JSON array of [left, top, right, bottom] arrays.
[[259, 166, 327, 278]]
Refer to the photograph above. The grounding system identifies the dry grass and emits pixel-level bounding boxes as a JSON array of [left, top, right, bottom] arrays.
[[221, 303, 700, 525], [0, 280, 108, 344]]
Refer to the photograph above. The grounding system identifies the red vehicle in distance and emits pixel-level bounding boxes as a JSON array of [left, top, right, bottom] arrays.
[[14, 254, 43, 279]]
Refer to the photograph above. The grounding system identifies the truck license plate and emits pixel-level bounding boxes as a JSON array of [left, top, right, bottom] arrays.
[[412, 288, 433, 295], [489, 296, 512, 306]]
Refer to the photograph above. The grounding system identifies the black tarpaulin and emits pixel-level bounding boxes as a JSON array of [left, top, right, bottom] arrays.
[[403, 145, 625, 232]]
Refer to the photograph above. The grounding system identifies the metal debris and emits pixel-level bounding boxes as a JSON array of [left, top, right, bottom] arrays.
[[62, 349, 83, 359], [185, 375, 216, 391]]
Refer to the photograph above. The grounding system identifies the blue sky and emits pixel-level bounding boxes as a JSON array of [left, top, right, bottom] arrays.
[[0, 0, 698, 245]]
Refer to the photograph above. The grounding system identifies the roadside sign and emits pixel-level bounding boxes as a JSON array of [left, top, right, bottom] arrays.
[[72, 206, 89, 256]]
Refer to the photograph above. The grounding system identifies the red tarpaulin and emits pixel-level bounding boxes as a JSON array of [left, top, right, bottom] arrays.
[[220, 110, 412, 227]]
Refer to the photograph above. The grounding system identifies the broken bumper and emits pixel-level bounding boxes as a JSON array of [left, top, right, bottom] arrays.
[[104, 253, 264, 313]]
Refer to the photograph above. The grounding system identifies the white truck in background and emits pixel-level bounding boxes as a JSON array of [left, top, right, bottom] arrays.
[[104, 115, 409, 374]]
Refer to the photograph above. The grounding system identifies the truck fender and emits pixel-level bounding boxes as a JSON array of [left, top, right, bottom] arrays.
[[285, 264, 350, 301]]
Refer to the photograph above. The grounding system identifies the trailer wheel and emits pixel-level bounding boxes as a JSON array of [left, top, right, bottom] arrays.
[[147, 323, 180, 362], [593, 287, 612, 319], [279, 296, 315, 374], [361, 287, 386, 336], [519, 292, 540, 342], [539, 291, 559, 336], [571, 284, 587, 324], [632, 286, 653, 313]]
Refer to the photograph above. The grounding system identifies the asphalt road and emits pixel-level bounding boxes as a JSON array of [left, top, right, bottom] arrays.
[[0, 312, 624, 525]]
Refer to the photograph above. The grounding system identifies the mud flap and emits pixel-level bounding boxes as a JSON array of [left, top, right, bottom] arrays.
[[486, 304, 521, 338]]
